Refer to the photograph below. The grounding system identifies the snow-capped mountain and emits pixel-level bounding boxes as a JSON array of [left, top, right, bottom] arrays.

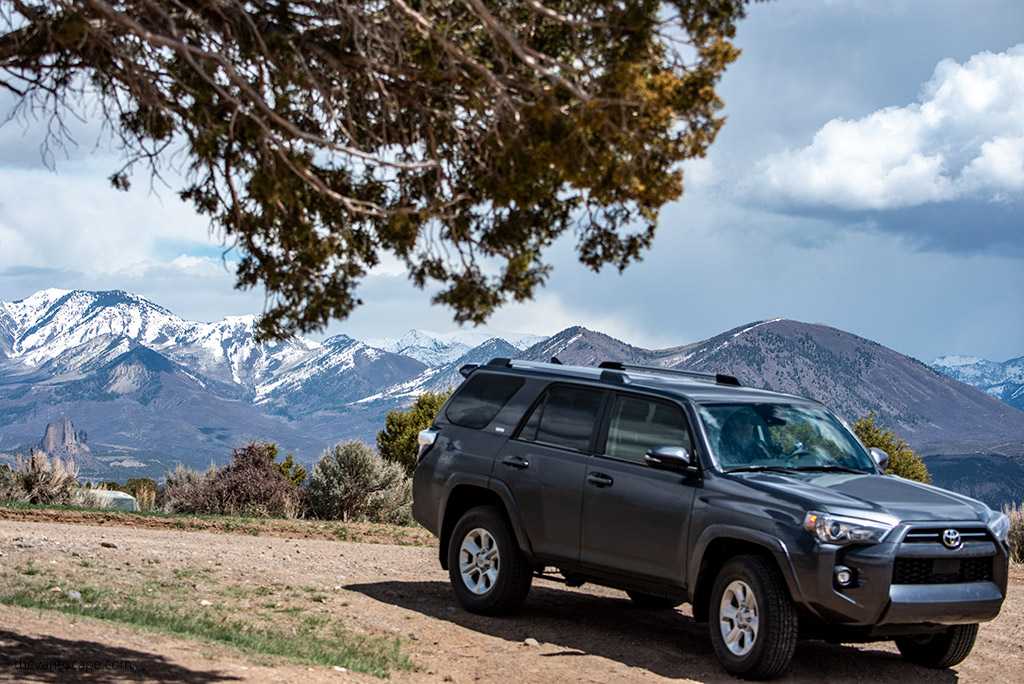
[[367, 328, 546, 366], [0, 289, 322, 391], [931, 354, 1024, 411], [0, 289, 430, 470], [4, 288, 1024, 508]]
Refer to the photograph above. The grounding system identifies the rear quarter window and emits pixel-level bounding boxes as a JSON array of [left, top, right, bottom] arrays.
[[445, 373, 525, 428]]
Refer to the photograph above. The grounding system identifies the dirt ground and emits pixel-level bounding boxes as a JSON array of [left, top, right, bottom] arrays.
[[0, 515, 1020, 683]]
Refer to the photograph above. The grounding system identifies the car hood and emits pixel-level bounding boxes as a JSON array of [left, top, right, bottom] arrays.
[[732, 471, 991, 524]]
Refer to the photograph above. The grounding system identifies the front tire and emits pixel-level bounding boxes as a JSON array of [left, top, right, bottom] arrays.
[[447, 506, 532, 615], [708, 555, 797, 680], [895, 624, 979, 668]]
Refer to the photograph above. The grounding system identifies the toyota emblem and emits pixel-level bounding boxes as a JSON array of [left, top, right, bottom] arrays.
[[942, 529, 962, 550]]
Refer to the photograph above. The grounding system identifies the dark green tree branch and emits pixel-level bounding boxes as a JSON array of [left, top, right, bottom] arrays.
[[1, 0, 757, 339]]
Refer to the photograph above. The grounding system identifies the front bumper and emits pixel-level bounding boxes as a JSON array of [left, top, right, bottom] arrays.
[[790, 522, 1009, 628]]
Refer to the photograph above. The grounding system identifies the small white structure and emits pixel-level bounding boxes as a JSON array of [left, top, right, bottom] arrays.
[[91, 489, 137, 511]]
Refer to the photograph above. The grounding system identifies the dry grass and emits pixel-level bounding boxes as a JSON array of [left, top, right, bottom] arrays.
[[1004, 502, 1024, 564], [0, 451, 96, 507]]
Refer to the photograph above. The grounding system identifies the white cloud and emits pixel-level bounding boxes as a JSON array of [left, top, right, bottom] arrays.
[[0, 165, 213, 274], [754, 44, 1024, 210]]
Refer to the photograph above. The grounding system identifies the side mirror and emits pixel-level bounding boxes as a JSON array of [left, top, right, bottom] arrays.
[[869, 448, 890, 470], [644, 446, 697, 474]]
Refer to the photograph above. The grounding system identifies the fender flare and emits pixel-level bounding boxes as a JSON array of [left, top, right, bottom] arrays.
[[437, 473, 535, 566], [688, 523, 806, 605]]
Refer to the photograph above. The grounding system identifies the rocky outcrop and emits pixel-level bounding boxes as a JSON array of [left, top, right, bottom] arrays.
[[36, 417, 101, 472]]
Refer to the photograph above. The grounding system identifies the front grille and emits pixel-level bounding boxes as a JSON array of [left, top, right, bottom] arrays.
[[902, 527, 991, 544], [892, 557, 993, 585]]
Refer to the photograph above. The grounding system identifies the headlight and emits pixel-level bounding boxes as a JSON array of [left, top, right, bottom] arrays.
[[804, 511, 894, 545], [988, 511, 1011, 543]]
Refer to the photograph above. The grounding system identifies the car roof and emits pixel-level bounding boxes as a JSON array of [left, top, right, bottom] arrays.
[[465, 358, 820, 407]]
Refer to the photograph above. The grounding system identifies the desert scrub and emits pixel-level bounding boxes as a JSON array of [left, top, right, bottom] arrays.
[[306, 441, 413, 524], [0, 452, 96, 506], [162, 442, 304, 518], [161, 463, 217, 514], [1005, 502, 1024, 564]]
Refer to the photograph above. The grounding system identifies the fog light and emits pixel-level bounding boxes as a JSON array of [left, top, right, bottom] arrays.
[[834, 566, 853, 587]]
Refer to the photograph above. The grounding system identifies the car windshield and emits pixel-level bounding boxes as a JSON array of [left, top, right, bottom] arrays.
[[697, 403, 876, 473]]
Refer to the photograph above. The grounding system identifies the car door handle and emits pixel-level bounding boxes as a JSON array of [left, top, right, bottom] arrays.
[[501, 455, 530, 469], [587, 472, 614, 487]]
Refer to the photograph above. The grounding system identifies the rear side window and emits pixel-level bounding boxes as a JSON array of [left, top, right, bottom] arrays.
[[445, 374, 524, 428], [517, 385, 604, 452]]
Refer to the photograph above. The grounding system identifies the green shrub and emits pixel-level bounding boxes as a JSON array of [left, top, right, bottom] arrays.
[[377, 390, 451, 475], [125, 478, 158, 511], [1005, 502, 1024, 564], [852, 413, 931, 484], [125, 478, 158, 496], [95, 481, 130, 493], [306, 441, 412, 524], [274, 451, 308, 486]]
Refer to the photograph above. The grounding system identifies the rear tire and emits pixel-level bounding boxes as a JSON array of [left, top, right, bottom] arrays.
[[626, 590, 681, 610], [708, 555, 797, 680], [447, 506, 532, 615], [895, 624, 979, 668]]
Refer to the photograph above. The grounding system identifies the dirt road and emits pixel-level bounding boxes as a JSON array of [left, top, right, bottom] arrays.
[[0, 519, 1020, 683]]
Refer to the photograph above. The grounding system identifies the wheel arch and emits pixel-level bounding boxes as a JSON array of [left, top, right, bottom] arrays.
[[689, 525, 802, 623], [438, 480, 532, 570]]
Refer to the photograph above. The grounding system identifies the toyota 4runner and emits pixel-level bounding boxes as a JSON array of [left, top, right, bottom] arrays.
[[411, 359, 1010, 680]]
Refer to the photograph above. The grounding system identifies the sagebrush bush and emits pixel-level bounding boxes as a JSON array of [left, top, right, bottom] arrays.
[[0, 464, 18, 502], [1005, 502, 1024, 564], [306, 441, 412, 524], [161, 463, 217, 514], [161, 442, 303, 518], [2, 451, 89, 506]]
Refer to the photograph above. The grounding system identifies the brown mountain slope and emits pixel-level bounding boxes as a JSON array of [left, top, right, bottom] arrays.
[[520, 320, 1024, 454]]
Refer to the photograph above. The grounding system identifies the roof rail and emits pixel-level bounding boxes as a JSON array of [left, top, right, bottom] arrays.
[[597, 361, 742, 387], [479, 358, 628, 383], [470, 358, 741, 387]]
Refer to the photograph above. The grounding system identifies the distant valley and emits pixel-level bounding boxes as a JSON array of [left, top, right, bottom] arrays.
[[2, 289, 1023, 507]]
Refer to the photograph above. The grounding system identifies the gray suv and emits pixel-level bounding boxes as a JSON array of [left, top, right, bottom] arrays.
[[411, 359, 1010, 679]]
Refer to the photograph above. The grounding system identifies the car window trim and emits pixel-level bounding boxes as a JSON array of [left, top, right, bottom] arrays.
[[511, 382, 609, 454], [593, 390, 695, 465]]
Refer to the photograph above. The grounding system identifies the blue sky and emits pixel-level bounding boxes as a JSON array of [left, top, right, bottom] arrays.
[[1, 1, 1023, 363]]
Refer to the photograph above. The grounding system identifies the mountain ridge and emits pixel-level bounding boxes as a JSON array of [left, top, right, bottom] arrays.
[[2, 289, 1023, 507], [931, 354, 1024, 412]]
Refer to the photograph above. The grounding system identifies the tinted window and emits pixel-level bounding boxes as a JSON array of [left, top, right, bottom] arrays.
[[605, 395, 692, 464], [445, 374, 524, 428], [518, 385, 604, 452]]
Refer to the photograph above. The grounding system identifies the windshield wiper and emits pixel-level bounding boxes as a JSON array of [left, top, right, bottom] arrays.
[[790, 465, 867, 474], [725, 465, 801, 474]]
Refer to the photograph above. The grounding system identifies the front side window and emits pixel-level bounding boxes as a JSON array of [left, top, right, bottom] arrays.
[[517, 385, 604, 452], [698, 403, 875, 472], [605, 395, 692, 464]]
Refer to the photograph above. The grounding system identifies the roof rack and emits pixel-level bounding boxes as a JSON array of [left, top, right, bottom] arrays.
[[597, 361, 742, 387], [479, 358, 628, 382], [463, 358, 741, 387]]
